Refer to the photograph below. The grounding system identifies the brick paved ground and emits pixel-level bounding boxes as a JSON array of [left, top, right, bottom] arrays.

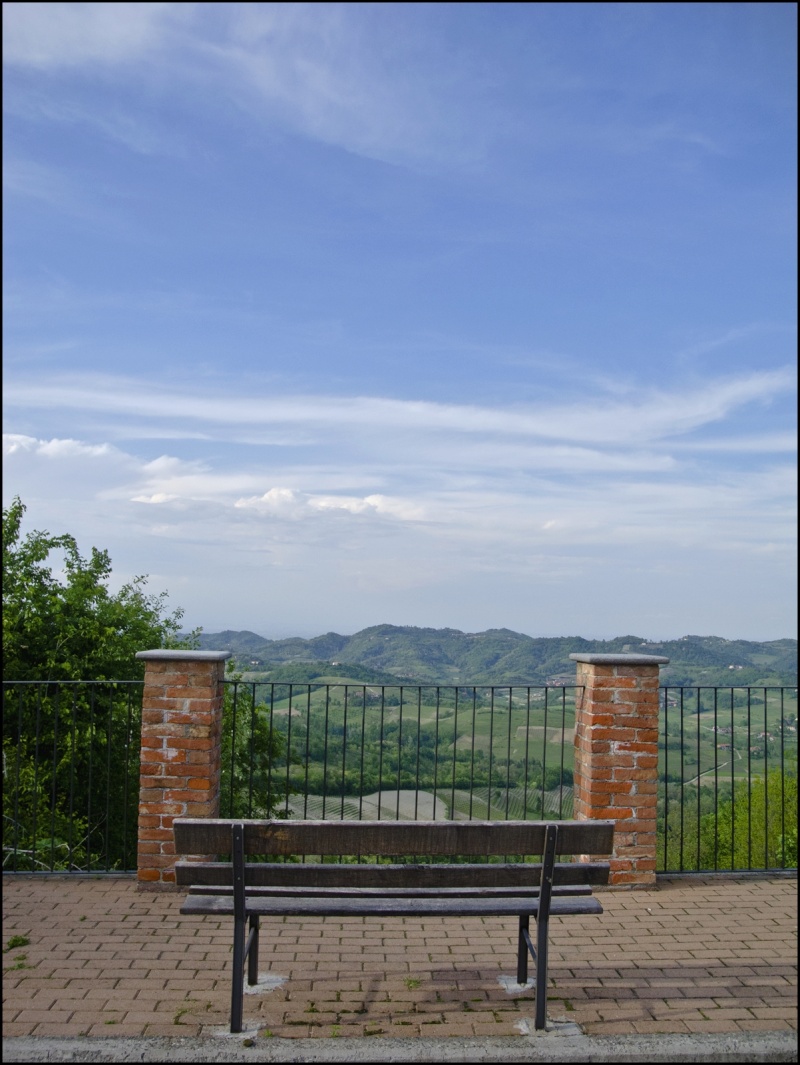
[[2, 875, 796, 1040]]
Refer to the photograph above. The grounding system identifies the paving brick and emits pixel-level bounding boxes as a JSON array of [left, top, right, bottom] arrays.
[[3, 873, 797, 1042], [736, 1018, 794, 1032]]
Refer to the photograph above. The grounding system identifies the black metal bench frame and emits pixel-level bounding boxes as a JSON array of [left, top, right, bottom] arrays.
[[174, 817, 614, 1033]]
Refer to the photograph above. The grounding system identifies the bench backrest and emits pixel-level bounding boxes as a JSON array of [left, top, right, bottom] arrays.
[[174, 818, 613, 858], [174, 818, 614, 890]]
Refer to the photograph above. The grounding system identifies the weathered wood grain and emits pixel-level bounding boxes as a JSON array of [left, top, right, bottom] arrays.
[[173, 818, 614, 858], [180, 893, 604, 918], [174, 859, 611, 888]]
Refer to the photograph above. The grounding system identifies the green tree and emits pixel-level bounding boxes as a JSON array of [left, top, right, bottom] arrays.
[[3, 497, 194, 870], [698, 769, 797, 870], [3, 496, 188, 682]]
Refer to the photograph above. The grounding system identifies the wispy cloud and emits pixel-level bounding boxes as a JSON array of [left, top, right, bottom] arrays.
[[5, 367, 794, 449], [3, 90, 185, 157], [2, 2, 189, 69], [3, 3, 478, 167]]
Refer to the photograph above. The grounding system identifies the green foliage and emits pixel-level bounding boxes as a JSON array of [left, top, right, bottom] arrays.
[[3, 497, 196, 870], [3, 496, 190, 681], [699, 769, 797, 869], [658, 770, 798, 871]]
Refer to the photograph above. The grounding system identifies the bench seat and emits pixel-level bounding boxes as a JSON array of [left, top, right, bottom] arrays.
[[181, 892, 604, 918]]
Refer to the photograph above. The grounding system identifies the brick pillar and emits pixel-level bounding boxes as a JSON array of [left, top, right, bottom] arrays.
[[135, 649, 231, 890], [569, 652, 669, 887]]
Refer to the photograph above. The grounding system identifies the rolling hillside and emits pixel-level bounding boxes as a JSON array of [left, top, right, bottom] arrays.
[[192, 625, 797, 686]]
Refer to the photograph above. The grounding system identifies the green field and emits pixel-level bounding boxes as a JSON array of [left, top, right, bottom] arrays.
[[659, 687, 798, 786]]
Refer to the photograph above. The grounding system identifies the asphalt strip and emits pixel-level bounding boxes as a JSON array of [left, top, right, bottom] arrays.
[[2, 1029, 798, 1063]]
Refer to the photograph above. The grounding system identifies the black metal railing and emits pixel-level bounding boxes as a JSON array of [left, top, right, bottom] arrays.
[[2, 680, 143, 873], [3, 678, 796, 875], [221, 681, 577, 825], [659, 686, 797, 873]]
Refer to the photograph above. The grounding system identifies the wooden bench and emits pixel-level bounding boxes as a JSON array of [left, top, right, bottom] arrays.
[[174, 817, 614, 1033]]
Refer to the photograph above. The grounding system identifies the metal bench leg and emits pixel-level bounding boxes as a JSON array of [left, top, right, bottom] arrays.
[[230, 821, 248, 1032], [247, 915, 260, 986], [517, 915, 531, 984], [533, 913, 549, 1030], [231, 915, 246, 1033]]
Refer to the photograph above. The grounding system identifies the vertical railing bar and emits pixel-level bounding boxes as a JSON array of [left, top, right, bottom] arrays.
[[559, 687, 567, 820], [395, 686, 403, 821], [763, 687, 769, 869], [12, 687, 24, 871], [541, 688, 549, 821], [338, 687, 347, 820], [50, 686, 60, 871], [87, 685, 97, 870], [729, 688, 735, 871], [468, 688, 477, 820], [68, 688, 78, 869], [414, 688, 422, 821], [122, 685, 135, 872], [747, 688, 752, 869], [321, 687, 331, 821], [279, 684, 291, 818], [662, 687, 669, 872], [105, 685, 114, 871], [696, 687, 701, 871], [523, 688, 531, 819], [377, 686, 386, 822], [247, 682, 257, 817], [358, 687, 368, 821], [31, 686, 43, 871], [450, 687, 459, 821], [433, 688, 441, 820], [678, 687, 685, 872], [784, 685, 788, 869], [359, 684, 367, 821], [713, 687, 719, 871], [227, 681, 238, 817], [301, 685, 311, 818], [504, 688, 513, 820], [281, 683, 292, 818], [487, 688, 495, 821]]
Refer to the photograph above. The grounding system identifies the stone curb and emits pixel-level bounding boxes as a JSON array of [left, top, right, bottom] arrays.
[[3, 1030, 798, 1063]]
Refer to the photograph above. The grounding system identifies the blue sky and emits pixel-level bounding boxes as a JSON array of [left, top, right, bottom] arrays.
[[3, 2, 797, 642]]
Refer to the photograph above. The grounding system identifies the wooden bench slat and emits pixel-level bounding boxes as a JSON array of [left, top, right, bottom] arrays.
[[181, 883, 594, 898], [174, 818, 614, 858], [175, 859, 611, 888], [180, 893, 604, 919]]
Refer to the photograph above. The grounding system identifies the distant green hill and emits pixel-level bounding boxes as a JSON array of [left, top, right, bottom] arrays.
[[191, 626, 798, 687]]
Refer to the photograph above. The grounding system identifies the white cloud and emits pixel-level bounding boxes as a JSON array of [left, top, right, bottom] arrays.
[[234, 488, 426, 523], [5, 366, 794, 451], [3, 3, 480, 167], [3, 433, 120, 460], [2, 2, 186, 69]]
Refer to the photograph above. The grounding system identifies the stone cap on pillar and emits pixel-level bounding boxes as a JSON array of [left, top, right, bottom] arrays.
[[569, 652, 670, 665], [136, 649, 233, 661]]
